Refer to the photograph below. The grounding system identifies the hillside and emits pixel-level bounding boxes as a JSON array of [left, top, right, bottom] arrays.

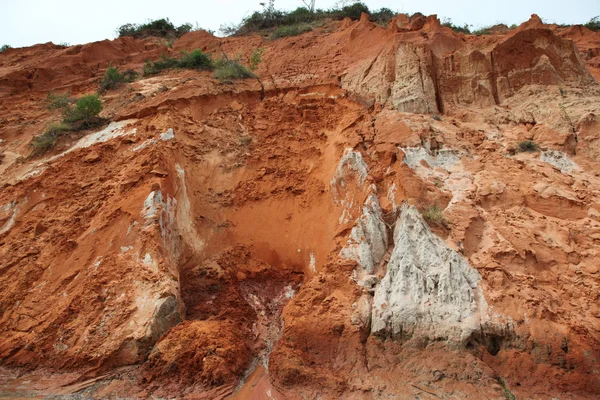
[[1, 12, 600, 399]]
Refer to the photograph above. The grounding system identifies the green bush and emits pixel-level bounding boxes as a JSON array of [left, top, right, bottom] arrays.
[[472, 26, 494, 36], [371, 8, 396, 26], [585, 16, 600, 31], [44, 91, 73, 110], [30, 123, 71, 156], [63, 95, 103, 126], [143, 54, 180, 75], [99, 66, 137, 92], [224, 2, 394, 36], [334, 2, 370, 20], [249, 48, 264, 71], [1, 44, 12, 52], [178, 49, 214, 70], [271, 23, 313, 39], [518, 140, 538, 152], [214, 58, 255, 81], [117, 18, 193, 39], [144, 49, 213, 75], [442, 18, 471, 34]]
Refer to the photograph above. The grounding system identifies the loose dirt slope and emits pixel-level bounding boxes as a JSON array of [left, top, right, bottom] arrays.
[[0, 13, 600, 399]]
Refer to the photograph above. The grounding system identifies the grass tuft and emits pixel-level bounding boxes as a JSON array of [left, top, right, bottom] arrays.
[[518, 140, 538, 152], [143, 49, 213, 76], [44, 91, 74, 110], [30, 123, 71, 156], [99, 66, 137, 92], [214, 58, 255, 81], [422, 205, 448, 227]]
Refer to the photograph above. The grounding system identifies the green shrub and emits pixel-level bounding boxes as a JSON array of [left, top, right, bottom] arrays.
[[1, 44, 12, 52], [223, 2, 394, 36], [334, 2, 370, 20], [99, 66, 136, 92], [442, 18, 471, 34], [271, 23, 313, 39], [214, 58, 255, 81], [422, 205, 448, 227], [44, 91, 73, 110], [585, 16, 600, 31], [518, 140, 538, 152], [144, 50, 213, 75], [117, 18, 193, 39], [178, 49, 214, 70], [30, 123, 71, 156], [371, 8, 396, 26], [249, 48, 264, 71], [143, 54, 180, 75], [472, 26, 494, 36], [63, 95, 103, 126]]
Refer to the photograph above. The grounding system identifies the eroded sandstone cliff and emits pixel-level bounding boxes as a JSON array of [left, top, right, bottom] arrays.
[[0, 12, 600, 399]]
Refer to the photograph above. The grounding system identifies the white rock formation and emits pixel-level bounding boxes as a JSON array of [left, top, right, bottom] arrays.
[[331, 148, 369, 191], [540, 150, 578, 173], [401, 147, 461, 171], [339, 194, 388, 274], [371, 204, 488, 345]]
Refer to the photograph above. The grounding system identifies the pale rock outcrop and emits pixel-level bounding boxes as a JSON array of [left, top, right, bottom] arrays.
[[331, 148, 371, 224], [540, 150, 578, 173], [401, 147, 461, 171], [330, 148, 369, 192], [343, 17, 593, 114], [371, 204, 488, 345], [390, 43, 439, 114], [339, 194, 388, 275]]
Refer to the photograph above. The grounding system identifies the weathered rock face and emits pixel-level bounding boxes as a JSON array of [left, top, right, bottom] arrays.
[[0, 10, 600, 400], [339, 193, 388, 275], [371, 204, 488, 344], [343, 14, 595, 113]]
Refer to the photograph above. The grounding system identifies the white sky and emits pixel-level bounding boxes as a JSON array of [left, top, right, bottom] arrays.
[[2, 0, 599, 48]]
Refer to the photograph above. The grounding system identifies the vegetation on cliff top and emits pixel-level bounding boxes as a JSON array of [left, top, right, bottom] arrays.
[[585, 16, 600, 31], [112, 6, 599, 43], [117, 18, 194, 39], [220, 1, 395, 37]]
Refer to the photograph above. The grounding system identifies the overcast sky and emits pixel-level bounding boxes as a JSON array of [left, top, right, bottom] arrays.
[[2, 0, 599, 48]]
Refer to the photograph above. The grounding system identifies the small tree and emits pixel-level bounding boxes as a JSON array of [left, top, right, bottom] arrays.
[[99, 67, 125, 92], [585, 16, 600, 31], [301, 0, 316, 12]]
